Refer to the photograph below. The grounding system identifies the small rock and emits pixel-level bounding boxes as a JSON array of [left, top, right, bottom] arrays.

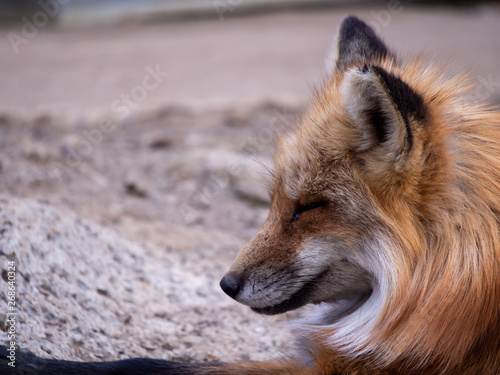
[[41, 345, 52, 354], [124, 182, 148, 198], [141, 343, 157, 352], [149, 138, 172, 149], [162, 342, 175, 351], [97, 288, 111, 298], [72, 334, 85, 346]]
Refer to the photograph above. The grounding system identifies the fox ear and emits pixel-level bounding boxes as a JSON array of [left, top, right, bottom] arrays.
[[341, 65, 427, 172], [325, 16, 393, 73]]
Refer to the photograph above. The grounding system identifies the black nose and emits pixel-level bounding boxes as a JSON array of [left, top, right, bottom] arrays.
[[220, 273, 241, 299]]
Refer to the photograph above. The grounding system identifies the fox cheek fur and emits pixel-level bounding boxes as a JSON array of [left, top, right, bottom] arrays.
[[219, 154, 384, 315], [220, 198, 375, 315]]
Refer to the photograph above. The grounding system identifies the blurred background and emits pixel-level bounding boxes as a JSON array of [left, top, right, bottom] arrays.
[[1, 0, 500, 114], [0, 0, 499, 365]]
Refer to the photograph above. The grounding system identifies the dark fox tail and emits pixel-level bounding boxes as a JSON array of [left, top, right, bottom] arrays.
[[0, 345, 219, 375], [0, 345, 307, 375]]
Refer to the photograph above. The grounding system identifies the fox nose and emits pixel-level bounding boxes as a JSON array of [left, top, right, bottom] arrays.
[[220, 273, 242, 299]]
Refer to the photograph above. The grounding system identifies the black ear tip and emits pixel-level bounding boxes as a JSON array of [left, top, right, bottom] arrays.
[[336, 15, 392, 70], [340, 15, 377, 39], [341, 15, 367, 28]]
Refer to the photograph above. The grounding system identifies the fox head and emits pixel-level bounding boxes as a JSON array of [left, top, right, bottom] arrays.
[[220, 16, 500, 372], [221, 16, 431, 317]]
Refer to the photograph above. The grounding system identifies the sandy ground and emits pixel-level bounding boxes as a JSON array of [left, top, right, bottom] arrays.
[[0, 4, 500, 365]]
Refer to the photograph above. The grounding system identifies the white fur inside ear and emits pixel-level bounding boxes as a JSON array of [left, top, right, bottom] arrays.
[[324, 32, 339, 76], [340, 68, 402, 153]]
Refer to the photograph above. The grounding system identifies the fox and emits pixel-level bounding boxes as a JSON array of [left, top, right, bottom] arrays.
[[2, 15, 500, 375]]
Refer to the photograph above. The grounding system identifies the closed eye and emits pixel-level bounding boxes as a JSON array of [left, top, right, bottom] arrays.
[[292, 201, 327, 222]]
